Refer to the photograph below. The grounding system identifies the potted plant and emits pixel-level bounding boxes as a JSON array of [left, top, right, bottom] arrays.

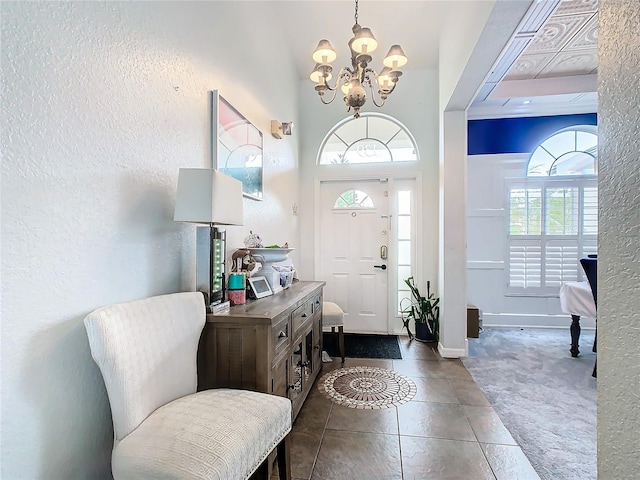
[[400, 277, 440, 342]]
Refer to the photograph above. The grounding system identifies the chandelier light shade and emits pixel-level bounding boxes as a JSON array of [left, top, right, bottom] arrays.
[[310, 0, 407, 118]]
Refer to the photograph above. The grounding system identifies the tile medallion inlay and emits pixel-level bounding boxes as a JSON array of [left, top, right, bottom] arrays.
[[317, 366, 417, 409]]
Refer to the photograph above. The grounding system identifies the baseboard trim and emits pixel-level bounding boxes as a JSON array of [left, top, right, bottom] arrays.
[[482, 313, 596, 329], [438, 339, 468, 358]]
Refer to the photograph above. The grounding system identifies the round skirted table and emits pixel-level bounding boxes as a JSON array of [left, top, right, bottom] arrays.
[[560, 281, 596, 357]]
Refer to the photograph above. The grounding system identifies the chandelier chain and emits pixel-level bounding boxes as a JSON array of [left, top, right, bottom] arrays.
[[354, 0, 358, 24]]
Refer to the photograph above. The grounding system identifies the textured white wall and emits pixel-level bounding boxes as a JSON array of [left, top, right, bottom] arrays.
[[597, 1, 640, 478], [0, 2, 299, 478]]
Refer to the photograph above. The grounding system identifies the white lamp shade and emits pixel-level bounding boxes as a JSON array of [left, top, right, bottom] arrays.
[[351, 27, 378, 54], [174, 168, 244, 226], [312, 39, 337, 64], [383, 45, 408, 69]]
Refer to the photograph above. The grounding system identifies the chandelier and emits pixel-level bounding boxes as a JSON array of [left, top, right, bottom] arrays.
[[310, 0, 408, 118]]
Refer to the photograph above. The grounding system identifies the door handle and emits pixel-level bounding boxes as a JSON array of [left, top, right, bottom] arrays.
[[374, 264, 387, 270]]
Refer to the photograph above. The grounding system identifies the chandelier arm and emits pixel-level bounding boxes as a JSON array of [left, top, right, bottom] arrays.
[[359, 69, 386, 108], [372, 68, 399, 95], [319, 87, 339, 105], [367, 79, 386, 108], [323, 67, 352, 92]]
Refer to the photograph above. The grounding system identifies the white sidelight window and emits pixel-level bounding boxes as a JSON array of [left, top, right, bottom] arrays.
[[396, 189, 413, 313]]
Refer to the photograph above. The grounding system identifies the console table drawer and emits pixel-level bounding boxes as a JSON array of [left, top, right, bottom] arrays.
[[292, 302, 312, 335], [272, 315, 290, 359], [311, 292, 323, 314]]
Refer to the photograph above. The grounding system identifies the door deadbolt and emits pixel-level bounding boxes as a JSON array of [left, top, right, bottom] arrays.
[[380, 245, 388, 260]]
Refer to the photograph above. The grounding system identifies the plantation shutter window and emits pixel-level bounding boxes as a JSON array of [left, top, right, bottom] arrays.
[[507, 126, 598, 295]]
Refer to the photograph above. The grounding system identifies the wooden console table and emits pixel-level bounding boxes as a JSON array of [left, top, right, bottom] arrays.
[[197, 280, 325, 420]]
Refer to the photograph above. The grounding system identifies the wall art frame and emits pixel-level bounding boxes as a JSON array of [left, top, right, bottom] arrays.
[[211, 90, 263, 200]]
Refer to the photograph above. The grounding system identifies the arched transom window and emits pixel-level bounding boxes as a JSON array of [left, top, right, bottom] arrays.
[[317, 113, 419, 165], [527, 126, 598, 176], [333, 189, 375, 209]]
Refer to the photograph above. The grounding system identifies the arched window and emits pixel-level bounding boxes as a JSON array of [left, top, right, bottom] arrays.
[[317, 113, 419, 165], [527, 126, 597, 176], [333, 189, 375, 209], [508, 125, 598, 293]]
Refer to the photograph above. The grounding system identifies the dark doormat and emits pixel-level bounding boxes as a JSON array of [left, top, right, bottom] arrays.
[[322, 332, 402, 360]]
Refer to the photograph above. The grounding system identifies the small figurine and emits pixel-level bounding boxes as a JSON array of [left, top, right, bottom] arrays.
[[231, 249, 250, 272], [243, 231, 263, 248], [230, 248, 261, 276]]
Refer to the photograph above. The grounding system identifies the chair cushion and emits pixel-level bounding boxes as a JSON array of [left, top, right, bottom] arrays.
[[113, 389, 292, 480], [323, 301, 344, 327]]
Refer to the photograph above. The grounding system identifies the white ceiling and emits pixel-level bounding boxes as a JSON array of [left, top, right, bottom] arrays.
[[272, 0, 598, 119], [273, 0, 452, 78]]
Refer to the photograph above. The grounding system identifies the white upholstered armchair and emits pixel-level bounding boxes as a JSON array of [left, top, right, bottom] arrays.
[[84, 292, 291, 479]]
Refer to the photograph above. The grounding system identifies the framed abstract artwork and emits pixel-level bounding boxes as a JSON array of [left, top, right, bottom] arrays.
[[212, 90, 263, 200]]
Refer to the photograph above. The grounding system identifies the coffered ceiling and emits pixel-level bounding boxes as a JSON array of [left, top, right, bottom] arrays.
[[469, 0, 599, 119], [506, 0, 598, 80]]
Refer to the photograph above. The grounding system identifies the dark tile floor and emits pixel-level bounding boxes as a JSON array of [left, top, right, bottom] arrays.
[[273, 338, 540, 480]]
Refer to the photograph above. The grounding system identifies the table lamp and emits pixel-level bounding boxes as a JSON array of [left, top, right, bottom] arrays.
[[174, 168, 244, 306]]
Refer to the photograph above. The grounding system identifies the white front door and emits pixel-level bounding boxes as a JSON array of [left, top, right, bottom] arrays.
[[319, 180, 390, 333]]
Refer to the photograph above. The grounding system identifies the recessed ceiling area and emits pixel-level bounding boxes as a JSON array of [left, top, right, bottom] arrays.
[[469, 0, 598, 119]]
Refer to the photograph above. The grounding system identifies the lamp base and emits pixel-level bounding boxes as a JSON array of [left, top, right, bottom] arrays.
[[196, 226, 226, 306]]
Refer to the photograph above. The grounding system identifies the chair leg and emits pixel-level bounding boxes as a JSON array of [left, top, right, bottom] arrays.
[[338, 325, 345, 363], [277, 434, 291, 480]]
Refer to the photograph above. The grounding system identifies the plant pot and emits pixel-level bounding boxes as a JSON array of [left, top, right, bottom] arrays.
[[415, 322, 437, 343]]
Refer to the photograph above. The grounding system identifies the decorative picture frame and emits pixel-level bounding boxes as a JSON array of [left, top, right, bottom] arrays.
[[247, 275, 273, 299], [212, 90, 263, 201]]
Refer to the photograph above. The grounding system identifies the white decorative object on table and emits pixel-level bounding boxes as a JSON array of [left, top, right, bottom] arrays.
[[248, 248, 294, 294], [274, 264, 296, 289]]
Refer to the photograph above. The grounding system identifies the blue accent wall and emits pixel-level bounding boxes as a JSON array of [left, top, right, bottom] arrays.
[[468, 113, 597, 155]]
